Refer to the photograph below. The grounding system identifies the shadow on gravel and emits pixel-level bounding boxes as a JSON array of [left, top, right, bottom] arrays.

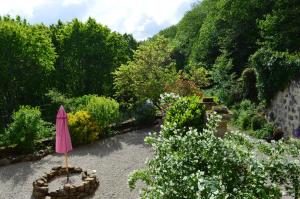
[[0, 127, 156, 184], [70, 127, 154, 159], [121, 129, 152, 146], [0, 161, 34, 183], [70, 135, 123, 158]]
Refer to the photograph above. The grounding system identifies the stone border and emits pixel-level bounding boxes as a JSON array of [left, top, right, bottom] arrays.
[[0, 146, 53, 167], [0, 118, 160, 167], [33, 166, 99, 199]]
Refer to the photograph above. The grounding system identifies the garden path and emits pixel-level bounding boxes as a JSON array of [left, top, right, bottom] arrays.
[[0, 127, 154, 199]]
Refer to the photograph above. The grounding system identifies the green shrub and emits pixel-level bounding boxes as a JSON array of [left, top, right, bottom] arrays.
[[134, 101, 157, 125], [241, 68, 258, 102], [236, 110, 253, 130], [67, 95, 96, 112], [251, 48, 300, 102], [185, 64, 211, 88], [251, 122, 276, 139], [233, 100, 262, 131], [5, 106, 54, 153], [239, 99, 256, 111], [86, 96, 119, 129], [68, 111, 100, 145], [129, 113, 300, 198], [164, 96, 206, 135], [211, 52, 243, 106], [46, 90, 96, 112], [159, 92, 181, 117], [251, 115, 266, 131], [0, 132, 8, 147], [232, 100, 276, 139]]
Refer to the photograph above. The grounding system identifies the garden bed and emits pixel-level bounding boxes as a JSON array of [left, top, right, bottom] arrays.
[[0, 118, 160, 167]]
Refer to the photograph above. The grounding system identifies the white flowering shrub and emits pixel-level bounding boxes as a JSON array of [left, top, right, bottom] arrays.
[[129, 112, 300, 199], [159, 93, 180, 107], [159, 92, 181, 117]]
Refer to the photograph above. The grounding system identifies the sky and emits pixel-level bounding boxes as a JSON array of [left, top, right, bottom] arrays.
[[0, 0, 198, 40]]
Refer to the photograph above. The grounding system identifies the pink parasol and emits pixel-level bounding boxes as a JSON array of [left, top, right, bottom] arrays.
[[55, 105, 72, 181]]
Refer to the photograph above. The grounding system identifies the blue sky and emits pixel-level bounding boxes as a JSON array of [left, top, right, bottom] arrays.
[[0, 0, 198, 40]]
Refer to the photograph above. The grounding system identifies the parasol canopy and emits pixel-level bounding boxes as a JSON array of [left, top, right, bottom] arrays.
[[56, 105, 72, 153]]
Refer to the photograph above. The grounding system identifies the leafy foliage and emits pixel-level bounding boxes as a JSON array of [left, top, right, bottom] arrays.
[[241, 68, 258, 102], [50, 18, 136, 96], [133, 101, 157, 126], [258, 0, 300, 53], [184, 64, 211, 88], [129, 113, 300, 198], [0, 16, 137, 130], [47, 90, 120, 132], [165, 73, 203, 97], [158, 0, 300, 107], [232, 100, 258, 130], [211, 52, 243, 105], [46, 90, 96, 112], [113, 35, 178, 108], [5, 106, 54, 153], [232, 100, 277, 139], [164, 96, 206, 134], [159, 92, 181, 117], [68, 111, 100, 145], [86, 96, 119, 129], [251, 48, 300, 102], [0, 16, 56, 128]]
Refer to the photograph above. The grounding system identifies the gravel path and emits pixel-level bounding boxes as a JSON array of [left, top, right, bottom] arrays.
[[0, 127, 154, 199]]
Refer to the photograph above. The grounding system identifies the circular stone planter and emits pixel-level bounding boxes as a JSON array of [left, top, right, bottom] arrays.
[[33, 166, 99, 199]]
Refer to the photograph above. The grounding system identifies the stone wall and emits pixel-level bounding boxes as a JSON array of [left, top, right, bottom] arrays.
[[33, 166, 99, 199], [268, 79, 300, 136]]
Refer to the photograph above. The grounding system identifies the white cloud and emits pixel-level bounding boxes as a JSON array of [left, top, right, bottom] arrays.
[[0, 0, 196, 40], [62, 0, 86, 6], [0, 0, 51, 18]]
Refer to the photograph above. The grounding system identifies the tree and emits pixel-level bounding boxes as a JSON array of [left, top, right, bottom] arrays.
[[211, 52, 243, 105], [250, 48, 300, 102], [172, 0, 217, 67], [113, 35, 178, 109], [259, 0, 300, 52], [0, 16, 56, 128], [50, 18, 136, 96]]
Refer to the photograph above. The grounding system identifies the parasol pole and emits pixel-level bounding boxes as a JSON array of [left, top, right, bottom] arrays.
[[64, 152, 69, 182]]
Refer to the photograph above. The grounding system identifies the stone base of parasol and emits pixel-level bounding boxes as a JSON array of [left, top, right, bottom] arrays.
[[33, 166, 99, 199]]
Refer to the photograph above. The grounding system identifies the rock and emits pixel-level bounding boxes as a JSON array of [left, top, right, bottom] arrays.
[[49, 191, 57, 197], [33, 190, 46, 199], [10, 156, 23, 163], [23, 154, 33, 161], [33, 166, 99, 199], [41, 177, 48, 182], [212, 106, 229, 114], [83, 181, 90, 190], [81, 172, 87, 180], [79, 193, 87, 198], [89, 174, 96, 179], [36, 179, 45, 186], [86, 177, 95, 183], [63, 183, 71, 191], [77, 183, 85, 192], [36, 186, 48, 193], [67, 166, 75, 172], [0, 158, 10, 166], [52, 166, 62, 171], [202, 97, 214, 103], [74, 167, 82, 173], [69, 185, 77, 193]]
